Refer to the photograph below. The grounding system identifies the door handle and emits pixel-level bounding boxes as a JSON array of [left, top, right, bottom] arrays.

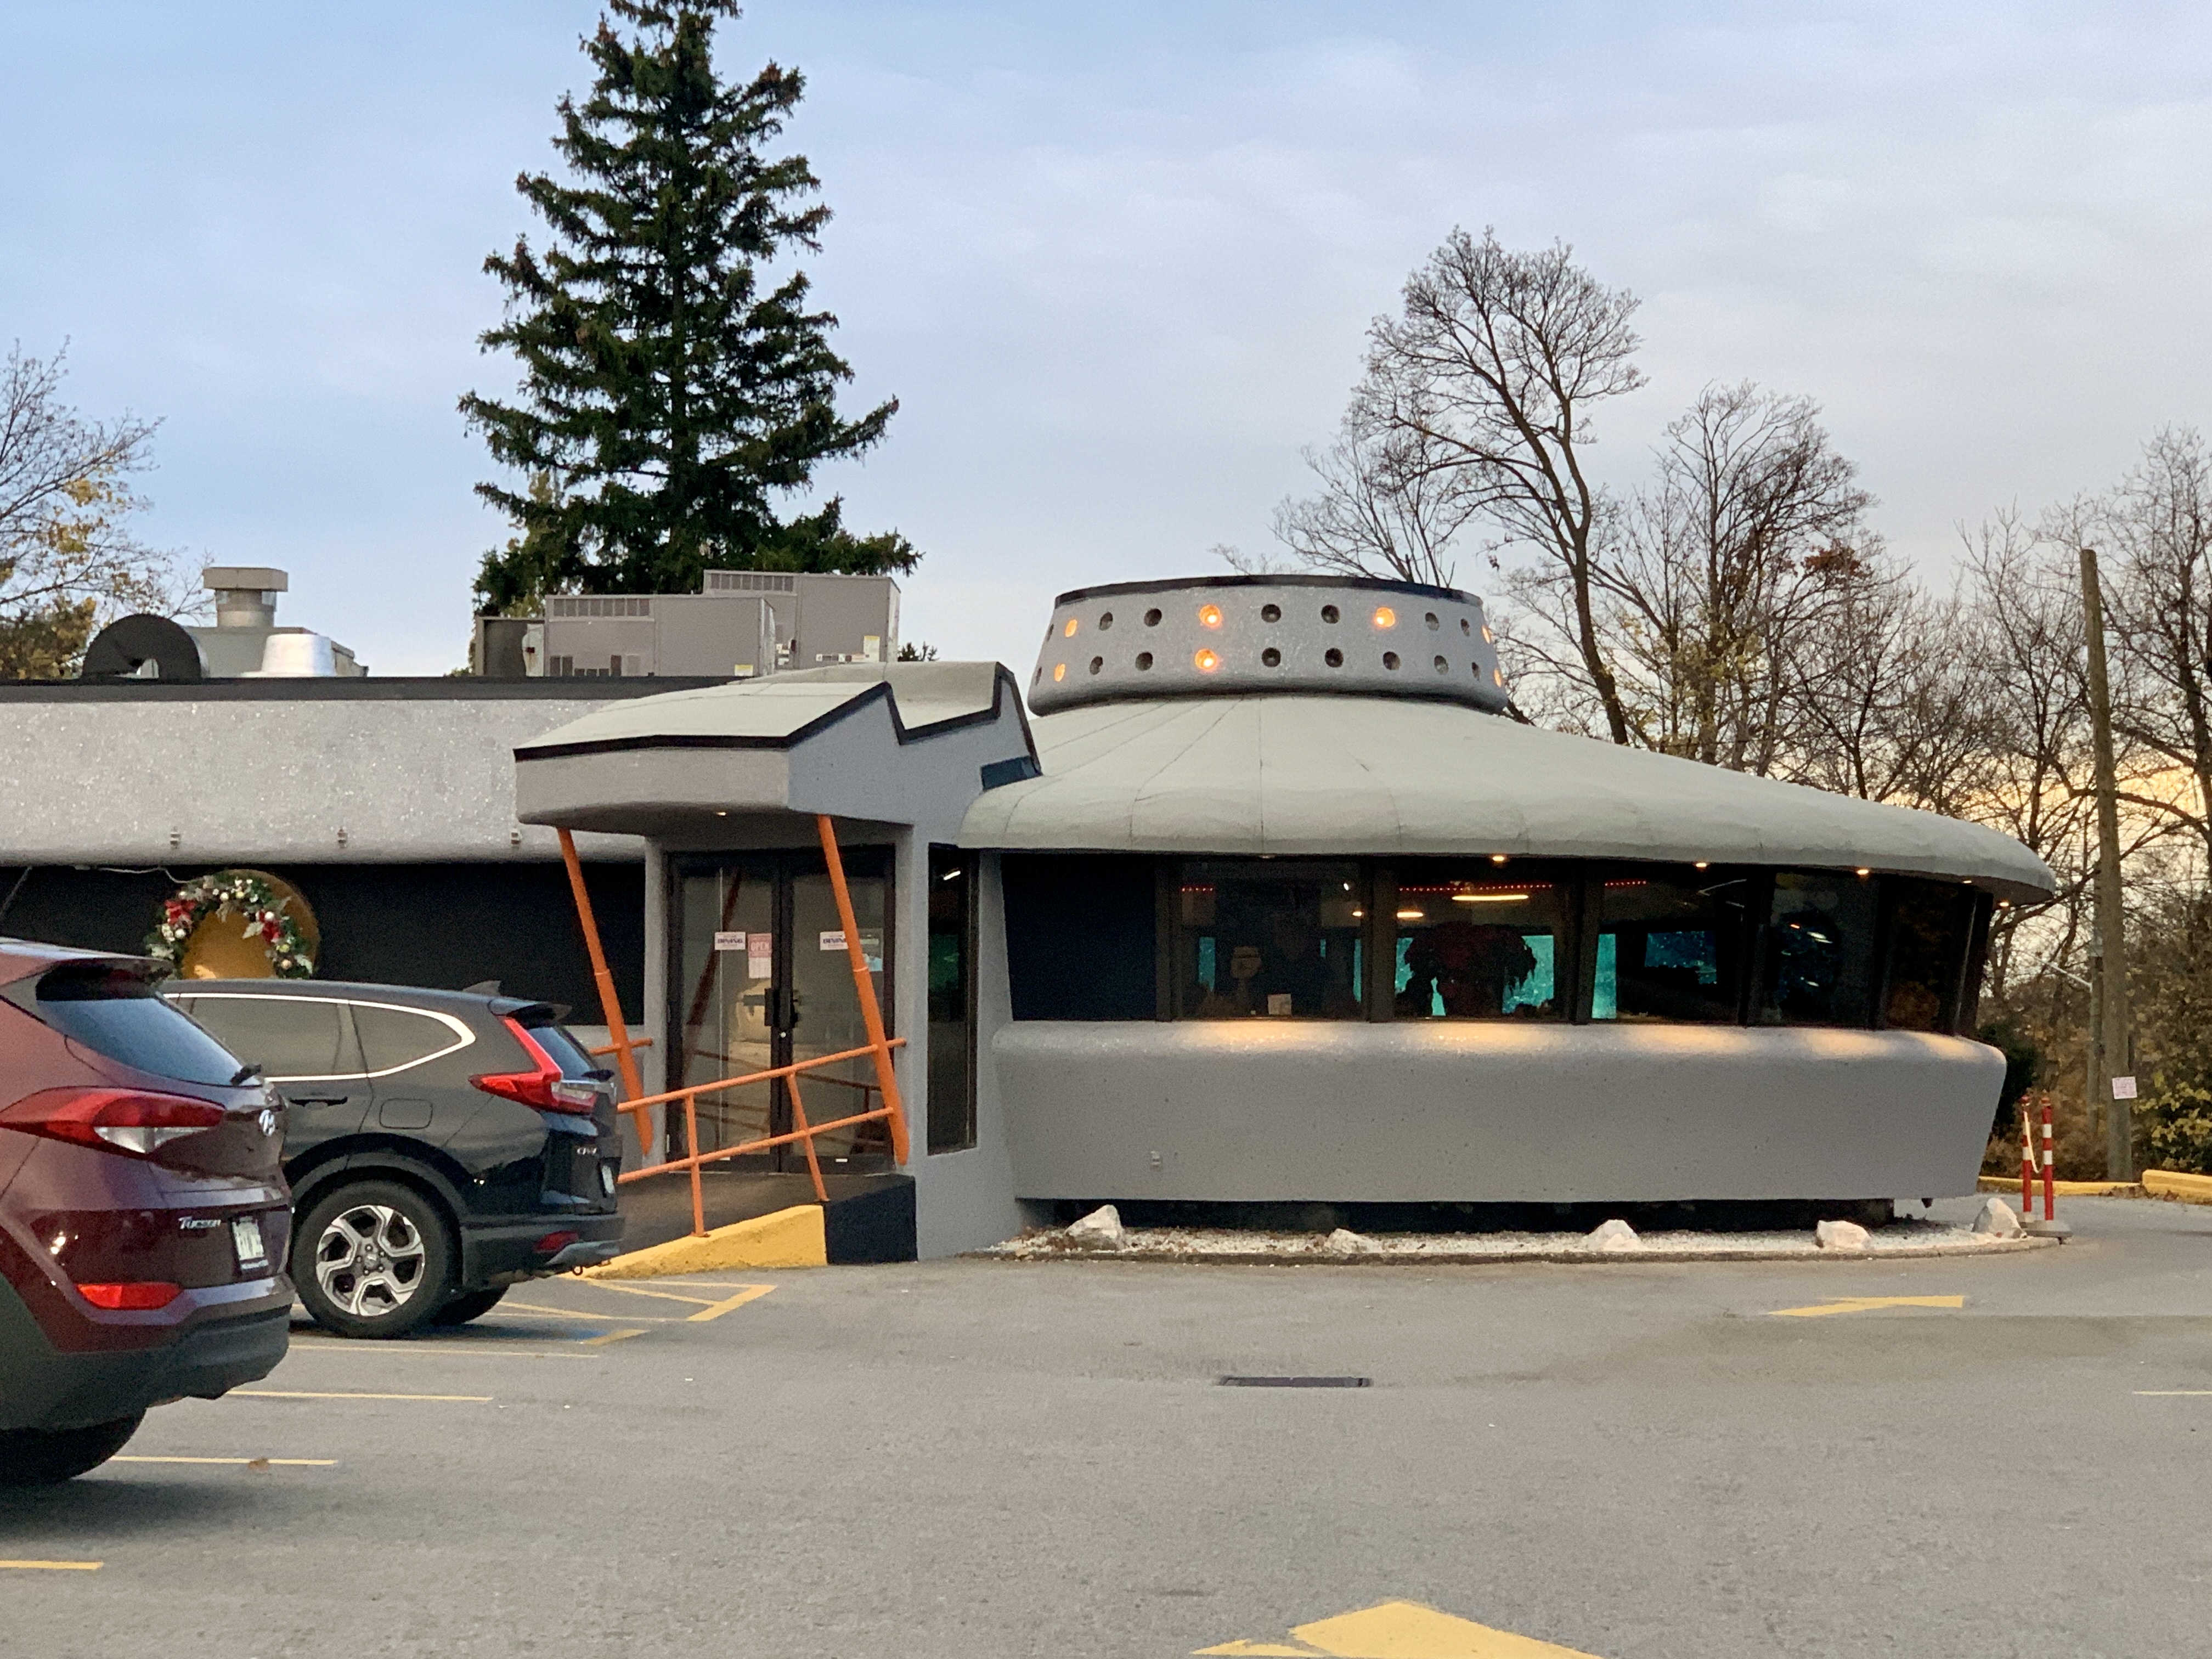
[[285, 1094, 352, 1107]]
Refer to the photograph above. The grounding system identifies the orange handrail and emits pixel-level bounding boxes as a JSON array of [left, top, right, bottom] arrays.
[[557, 811, 911, 1240]]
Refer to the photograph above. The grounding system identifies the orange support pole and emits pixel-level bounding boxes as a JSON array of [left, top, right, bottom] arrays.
[[557, 828, 644, 1108], [816, 814, 910, 1165]]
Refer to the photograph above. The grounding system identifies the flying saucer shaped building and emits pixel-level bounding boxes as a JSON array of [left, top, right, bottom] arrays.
[[514, 575, 2055, 1257]]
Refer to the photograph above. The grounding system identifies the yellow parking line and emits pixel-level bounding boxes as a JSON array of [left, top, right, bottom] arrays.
[[233, 1390, 491, 1402], [580, 1328, 649, 1346], [687, 1284, 775, 1322], [112, 1456, 336, 1466], [500, 1300, 686, 1324], [286, 1341, 597, 1361], [577, 1280, 732, 1309], [2136, 1390, 2212, 1396], [0, 1560, 101, 1571], [1769, 1295, 1966, 1318]]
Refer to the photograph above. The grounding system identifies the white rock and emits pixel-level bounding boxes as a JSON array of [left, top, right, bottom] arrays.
[[1063, 1204, 1125, 1250], [1972, 1196, 2024, 1238], [1583, 1217, 1644, 1252], [1814, 1218, 1871, 1251], [1322, 1227, 1384, 1256]]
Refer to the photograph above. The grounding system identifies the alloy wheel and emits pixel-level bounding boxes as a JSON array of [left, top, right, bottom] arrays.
[[314, 1202, 428, 1318]]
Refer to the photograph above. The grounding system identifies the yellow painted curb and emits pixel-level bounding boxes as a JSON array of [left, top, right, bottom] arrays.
[[1977, 1176, 2143, 1198], [2143, 1169, 2212, 1204], [583, 1204, 826, 1277]]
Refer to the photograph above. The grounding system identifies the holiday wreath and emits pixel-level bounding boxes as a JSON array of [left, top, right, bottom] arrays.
[[146, 869, 315, 977]]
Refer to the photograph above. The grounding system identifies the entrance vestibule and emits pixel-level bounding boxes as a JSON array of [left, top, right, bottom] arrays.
[[669, 848, 894, 1172]]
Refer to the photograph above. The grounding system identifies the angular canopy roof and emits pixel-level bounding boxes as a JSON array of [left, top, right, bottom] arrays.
[[958, 694, 2055, 899], [515, 662, 1018, 758]]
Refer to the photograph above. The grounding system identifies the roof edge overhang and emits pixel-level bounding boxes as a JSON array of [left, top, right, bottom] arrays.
[[513, 662, 1037, 764]]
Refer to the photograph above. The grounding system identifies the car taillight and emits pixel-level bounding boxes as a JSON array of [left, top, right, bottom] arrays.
[[76, 1281, 183, 1311], [471, 1020, 598, 1114], [0, 1088, 227, 1158]]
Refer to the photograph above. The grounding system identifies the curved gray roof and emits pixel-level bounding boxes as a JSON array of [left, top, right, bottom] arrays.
[[958, 694, 2055, 898]]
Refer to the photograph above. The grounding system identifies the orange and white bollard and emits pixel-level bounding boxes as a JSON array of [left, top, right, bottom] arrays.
[[2023, 1097, 2071, 1238]]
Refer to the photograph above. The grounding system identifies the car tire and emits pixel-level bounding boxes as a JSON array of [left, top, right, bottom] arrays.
[[293, 1180, 456, 1339], [0, 1414, 144, 1485], [431, 1286, 508, 1327]]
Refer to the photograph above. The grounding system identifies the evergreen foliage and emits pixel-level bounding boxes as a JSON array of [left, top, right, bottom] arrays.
[[462, 1, 912, 611]]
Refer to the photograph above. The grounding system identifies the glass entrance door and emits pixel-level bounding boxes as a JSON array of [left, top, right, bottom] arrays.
[[670, 849, 894, 1173]]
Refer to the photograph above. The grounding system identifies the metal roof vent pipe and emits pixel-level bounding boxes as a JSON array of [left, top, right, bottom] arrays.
[[204, 566, 287, 630]]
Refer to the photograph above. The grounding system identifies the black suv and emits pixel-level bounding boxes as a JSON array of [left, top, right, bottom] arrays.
[[163, 981, 623, 1338]]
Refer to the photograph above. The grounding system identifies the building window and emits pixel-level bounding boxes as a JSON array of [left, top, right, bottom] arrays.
[[1002, 854, 1156, 1019], [1172, 860, 1364, 1019], [1883, 877, 1978, 1033], [927, 847, 977, 1154], [1593, 866, 1757, 1023], [1758, 870, 1880, 1026], [1391, 864, 1565, 1019]]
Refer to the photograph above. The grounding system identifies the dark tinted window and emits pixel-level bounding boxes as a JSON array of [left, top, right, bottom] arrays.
[[31, 966, 244, 1085], [187, 994, 364, 1080], [1594, 867, 1756, 1023], [1759, 871, 1880, 1026], [521, 1019, 598, 1079], [927, 848, 977, 1154], [353, 1003, 471, 1074], [1884, 878, 1978, 1033], [1393, 865, 1563, 1020], [1173, 860, 1363, 1020], [1002, 854, 1156, 1020]]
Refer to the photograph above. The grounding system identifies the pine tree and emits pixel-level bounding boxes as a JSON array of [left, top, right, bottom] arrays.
[[462, 1, 913, 608]]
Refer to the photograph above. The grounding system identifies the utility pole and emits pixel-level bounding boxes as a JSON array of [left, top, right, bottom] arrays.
[[2079, 546, 2135, 1179]]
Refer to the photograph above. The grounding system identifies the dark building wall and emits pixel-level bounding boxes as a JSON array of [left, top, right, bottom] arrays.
[[0, 861, 644, 1015]]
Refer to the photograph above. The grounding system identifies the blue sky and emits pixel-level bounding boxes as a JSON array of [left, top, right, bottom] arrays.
[[4, 2, 2210, 672]]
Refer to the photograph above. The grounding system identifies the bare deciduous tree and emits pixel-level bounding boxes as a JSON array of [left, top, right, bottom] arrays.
[[2089, 427, 2212, 868], [1289, 228, 1645, 739], [0, 342, 182, 678]]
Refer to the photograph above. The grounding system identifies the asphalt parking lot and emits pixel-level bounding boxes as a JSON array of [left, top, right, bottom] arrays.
[[3, 1194, 2208, 1658]]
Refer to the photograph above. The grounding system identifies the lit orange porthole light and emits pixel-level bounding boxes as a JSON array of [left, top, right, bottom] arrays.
[[1194, 648, 1221, 672], [1372, 606, 1396, 629], [1481, 624, 1495, 644], [1198, 604, 1223, 629], [1063, 617, 1079, 637], [1491, 668, 1504, 687], [1053, 663, 1066, 682]]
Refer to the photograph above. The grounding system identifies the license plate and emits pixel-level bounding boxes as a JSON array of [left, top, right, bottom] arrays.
[[232, 1215, 268, 1268]]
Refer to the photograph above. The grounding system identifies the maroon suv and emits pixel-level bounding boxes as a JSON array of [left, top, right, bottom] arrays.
[[0, 941, 291, 1483]]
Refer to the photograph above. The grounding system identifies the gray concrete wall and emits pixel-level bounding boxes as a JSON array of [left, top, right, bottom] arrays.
[[0, 693, 646, 865], [990, 1020, 2003, 1204]]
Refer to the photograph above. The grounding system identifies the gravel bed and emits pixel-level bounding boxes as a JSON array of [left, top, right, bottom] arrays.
[[983, 1217, 2051, 1265]]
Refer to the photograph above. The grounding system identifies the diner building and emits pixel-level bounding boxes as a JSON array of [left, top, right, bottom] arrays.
[[513, 574, 2056, 1259]]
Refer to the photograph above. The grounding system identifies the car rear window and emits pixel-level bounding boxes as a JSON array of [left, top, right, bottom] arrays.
[[521, 1019, 600, 1079], [25, 964, 245, 1086], [182, 994, 364, 1081], [352, 1003, 472, 1075]]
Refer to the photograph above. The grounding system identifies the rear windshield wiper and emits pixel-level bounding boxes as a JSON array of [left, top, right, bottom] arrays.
[[230, 1063, 264, 1086]]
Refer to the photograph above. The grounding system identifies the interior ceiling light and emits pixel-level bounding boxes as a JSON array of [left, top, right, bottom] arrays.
[[1694, 860, 1709, 869], [1198, 604, 1223, 629], [1855, 867, 1871, 877], [1490, 854, 1508, 865], [1194, 648, 1221, 672], [1372, 606, 1396, 629], [1396, 909, 1424, 920], [1454, 893, 1529, 904]]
